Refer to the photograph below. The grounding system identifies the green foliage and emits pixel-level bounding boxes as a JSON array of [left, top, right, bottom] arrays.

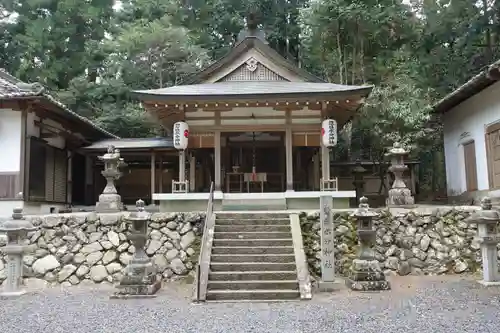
[[3, 0, 499, 194]]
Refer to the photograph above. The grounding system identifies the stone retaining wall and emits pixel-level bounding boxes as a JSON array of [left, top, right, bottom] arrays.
[[300, 206, 487, 277], [0, 212, 204, 286]]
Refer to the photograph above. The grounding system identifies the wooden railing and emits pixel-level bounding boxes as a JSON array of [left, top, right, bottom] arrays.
[[193, 181, 215, 302]]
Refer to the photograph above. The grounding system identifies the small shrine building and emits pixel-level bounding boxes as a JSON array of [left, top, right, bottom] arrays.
[[127, 18, 373, 211]]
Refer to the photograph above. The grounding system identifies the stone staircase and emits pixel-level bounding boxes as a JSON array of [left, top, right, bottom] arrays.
[[206, 212, 301, 302]]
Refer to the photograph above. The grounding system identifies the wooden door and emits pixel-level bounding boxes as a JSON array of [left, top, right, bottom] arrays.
[[486, 123, 500, 189], [463, 141, 478, 191]]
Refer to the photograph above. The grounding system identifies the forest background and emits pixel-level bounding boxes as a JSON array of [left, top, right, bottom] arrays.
[[2, 0, 499, 196]]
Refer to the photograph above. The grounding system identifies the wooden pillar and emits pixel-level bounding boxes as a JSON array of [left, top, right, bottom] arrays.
[[321, 144, 330, 182], [158, 154, 163, 193], [214, 130, 221, 191], [313, 151, 320, 190], [85, 155, 93, 204], [151, 152, 156, 202], [189, 153, 196, 192], [179, 150, 186, 182], [285, 111, 293, 191]]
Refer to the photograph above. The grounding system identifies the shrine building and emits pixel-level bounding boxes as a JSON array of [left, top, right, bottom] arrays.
[[126, 19, 373, 211]]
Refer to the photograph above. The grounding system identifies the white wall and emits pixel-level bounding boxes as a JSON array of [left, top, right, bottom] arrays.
[[443, 81, 500, 196], [0, 109, 21, 173]]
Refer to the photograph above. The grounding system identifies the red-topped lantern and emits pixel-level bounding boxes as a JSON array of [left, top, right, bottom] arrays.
[[321, 119, 337, 147], [173, 121, 189, 150]]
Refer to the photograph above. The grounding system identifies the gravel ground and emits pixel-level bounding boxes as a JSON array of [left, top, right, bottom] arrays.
[[0, 275, 499, 333]]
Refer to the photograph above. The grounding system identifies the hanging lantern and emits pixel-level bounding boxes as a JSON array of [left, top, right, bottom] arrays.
[[321, 119, 337, 147], [173, 121, 189, 150]]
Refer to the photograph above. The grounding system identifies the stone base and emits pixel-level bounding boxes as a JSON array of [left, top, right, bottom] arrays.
[[345, 279, 391, 291], [317, 279, 343, 292], [477, 280, 500, 287], [387, 188, 414, 206], [346, 259, 391, 291], [111, 280, 161, 299], [0, 289, 27, 298], [96, 194, 123, 213]]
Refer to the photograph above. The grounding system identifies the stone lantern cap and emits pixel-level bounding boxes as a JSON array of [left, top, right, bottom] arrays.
[[385, 142, 408, 157], [352, 160, 367, 174], [350, 197, 378, 218], [468, 197, 500, 225], [126, 199, 151, 221], [0, 207, 36, 233]]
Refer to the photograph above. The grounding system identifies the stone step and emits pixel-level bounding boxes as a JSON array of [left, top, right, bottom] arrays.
[[209, 271, 298, 281], [211, 246, 294, 255], [221, 199, 287, 212], [208, 280, 299, 290], [211, 254, 295, 263], [213, 232, 292, 239], [206, 289, 300, 301], [216, 213, 289, 219], [213, 238, 293, 247], [210, 262, 296, 272], [215, 218, 290, 226], [215, 225, 290, 232]]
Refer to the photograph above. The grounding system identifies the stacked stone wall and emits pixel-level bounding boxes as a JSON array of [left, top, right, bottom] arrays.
[[301, 206, 488, 277], [0, 212, 204, 286]]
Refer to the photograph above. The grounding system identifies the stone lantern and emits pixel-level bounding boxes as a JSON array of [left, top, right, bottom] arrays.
[[467, 197, 500, 286], [112, 199, 161, 298], [96, 145, 126, 213], [346, 197, 390, 291], [352, 159, 367, 205], [0, 203, 37, 297], [386, 142, 414, 206]]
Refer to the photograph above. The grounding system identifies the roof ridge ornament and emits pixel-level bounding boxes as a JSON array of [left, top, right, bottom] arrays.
[[237, 8, 268, 44]]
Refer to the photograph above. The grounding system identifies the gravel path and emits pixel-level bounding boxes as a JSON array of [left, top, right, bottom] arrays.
[[0, 275, 499, 333]]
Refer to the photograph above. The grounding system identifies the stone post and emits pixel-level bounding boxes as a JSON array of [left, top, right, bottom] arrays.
[[0, 202, 37, 297], [386, 142, 414, 206], [352, 159, 366, 205], [112, 199, 161, 298], [467, 197, 500, 286], [318, 194, 341, 291], [346, 197, 390, 291], [96, 145, 125, 213]]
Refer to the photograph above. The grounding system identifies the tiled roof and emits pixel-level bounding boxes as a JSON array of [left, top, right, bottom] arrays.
[[433, 59, 500, 114], [0, 69, 118, 138]]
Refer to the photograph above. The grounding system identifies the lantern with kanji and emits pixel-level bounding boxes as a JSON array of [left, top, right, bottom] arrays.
[[173, 121, 189, 150], [321, 119, 337, 147]]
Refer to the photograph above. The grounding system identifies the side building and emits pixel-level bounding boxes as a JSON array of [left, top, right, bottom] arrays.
[[0, 69, 118, 216], [434, 60, 500, 203]]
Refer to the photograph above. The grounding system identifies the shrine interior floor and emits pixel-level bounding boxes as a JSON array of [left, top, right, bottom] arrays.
[[1, 274, 499, 333]]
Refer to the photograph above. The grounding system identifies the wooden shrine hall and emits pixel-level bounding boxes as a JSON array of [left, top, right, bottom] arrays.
[[130, 17, 373, 211]]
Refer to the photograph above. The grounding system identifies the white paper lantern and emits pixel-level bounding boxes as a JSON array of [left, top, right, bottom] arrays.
[[321, 119, 337, 147], [173, 121, 189, 150]]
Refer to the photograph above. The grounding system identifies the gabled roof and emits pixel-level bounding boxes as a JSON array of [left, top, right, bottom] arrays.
[[433, 59, 500, 114], [134, 81, 372, 102], [182, 37, 324, 84], [0, 69, 119, 139]]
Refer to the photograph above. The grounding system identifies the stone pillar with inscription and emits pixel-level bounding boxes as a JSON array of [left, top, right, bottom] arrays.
[[112, 199, 161, 298], [318, 194, 342, 291], [96, 145, 125, 213], [467, 197, 500, 286], [346, 197, 390, 291], [0, 202, 37, 297], [386, 142, 414, 207]]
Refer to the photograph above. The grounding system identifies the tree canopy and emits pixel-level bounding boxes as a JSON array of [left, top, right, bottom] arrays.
[[2, 0, 498, 193]]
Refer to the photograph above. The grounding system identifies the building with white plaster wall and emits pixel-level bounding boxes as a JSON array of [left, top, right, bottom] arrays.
[[434, 60, 500, 202], [0, 69, 118, 216]]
